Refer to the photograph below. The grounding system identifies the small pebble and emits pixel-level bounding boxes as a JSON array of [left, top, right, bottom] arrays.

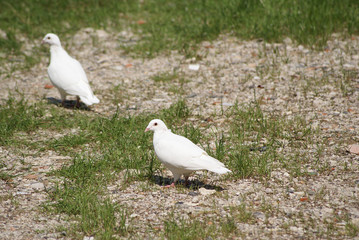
[[188, 64, 200, 71], [188, 191, 199, 196], [186, 93, 197, 98], [265, 188, 273, 194]]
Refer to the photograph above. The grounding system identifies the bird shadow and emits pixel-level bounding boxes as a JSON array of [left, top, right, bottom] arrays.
[[46, 97, 91, 111], [150, 175, 224, 191]]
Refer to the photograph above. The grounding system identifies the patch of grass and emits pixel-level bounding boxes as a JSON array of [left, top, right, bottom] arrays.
[[152, 71, 179, 83], [0, 97, 319, 238], [230, 203, 254, 223], [346, 221, 359, 237], [127, 0, 359, 57], [46, 132, 93, 154], [43, 100, 194, 238], [220, 216, 237, 237], [1, 0, 359, 66], [49, 173, 123, 239], [162, 212, 237, 240], [338, 69, 357, 97], [0, 97, 45, 145], [0, 1, 137, 53], [151, 71, 188, 95], [222, 102, 315, 178], [180, 124, 203, 145], [163, 216, 215, 240], [0, 171, 14, 182], [162, 99, 190, 124]]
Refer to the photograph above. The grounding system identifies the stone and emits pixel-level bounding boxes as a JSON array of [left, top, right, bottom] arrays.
[[290, 226, 304, 235], [95, 29, 109, 39], [253, 212, 265, 221], [83, 237, 94, 240], [188, 191, 199, 196], [265, 188, 273, 194], [283, 37, 292, 45], [186, 93, 197, 98], [349, 144, 359, 155], [0, 29, 7, 39], [192, 197, 199, 203], [31, 182, 44, 190], [188, 64, 200, 71], [198, 188, 216, 196], [130, 213, 139, 218], [222, 102, 233, 106], [294, 191, 305, 196], [24, 174, 38, 180]]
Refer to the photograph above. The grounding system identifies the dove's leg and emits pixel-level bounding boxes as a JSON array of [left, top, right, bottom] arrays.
[[59, 90, 67, 107], [163, 171, 181, 188], [75, 96, 81, 108], [184, 174, 190, 186]]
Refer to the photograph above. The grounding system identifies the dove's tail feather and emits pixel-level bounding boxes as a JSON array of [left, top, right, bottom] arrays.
[[80, 95, 100, 106], [209, 167, 232, 174], [199, 155, 232, 174]]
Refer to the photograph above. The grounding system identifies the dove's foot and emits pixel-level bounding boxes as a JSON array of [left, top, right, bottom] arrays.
[[162, 182, 175, 188]]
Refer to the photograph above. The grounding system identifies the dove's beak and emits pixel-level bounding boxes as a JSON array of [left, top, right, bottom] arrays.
[[145, 128, 150, 132], [41, 39, 45, 44]]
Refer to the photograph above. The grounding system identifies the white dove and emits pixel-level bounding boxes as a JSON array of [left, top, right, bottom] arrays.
[[42, 33, 100, 107], [145, 119, 231, 187]]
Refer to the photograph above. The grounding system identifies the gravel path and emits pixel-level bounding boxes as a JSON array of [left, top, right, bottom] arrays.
[[0, 29, 359, 239]]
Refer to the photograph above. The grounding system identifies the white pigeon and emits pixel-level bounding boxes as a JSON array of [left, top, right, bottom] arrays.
[[145, 119, 231, 187], [42, 33, 100, 107]]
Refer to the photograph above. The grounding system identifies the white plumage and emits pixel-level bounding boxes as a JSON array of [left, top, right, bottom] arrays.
[[145, 119, 231, 187], [42, 33, 99, 106]]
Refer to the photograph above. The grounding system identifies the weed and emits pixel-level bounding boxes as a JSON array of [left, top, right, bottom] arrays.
[[0, 171, 14, 182]]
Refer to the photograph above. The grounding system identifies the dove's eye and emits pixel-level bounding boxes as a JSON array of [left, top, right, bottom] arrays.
[[154, 122, 158, 126], [47, 36, 50, 39]]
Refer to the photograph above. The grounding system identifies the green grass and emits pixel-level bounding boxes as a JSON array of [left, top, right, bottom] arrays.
[[206, 102, 316, 179], [1, 98, 317, 181], [0, 97, 323, 238], [127, 0, 359, 57], [49, 157, 127, 239], [41, 100, 193, 239], [346, 221, 359, 237], [151, 71, 179, 83], [1, 0, 358, 237], [162, 212, 238, 239], [0, 97, 45, 145], [0, 171, 14, 182], [1, 0, 359, 65]]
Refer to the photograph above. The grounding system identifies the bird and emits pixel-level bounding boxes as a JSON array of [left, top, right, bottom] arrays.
[[41, 33, 100, 107], [145, 119, 231, 187]]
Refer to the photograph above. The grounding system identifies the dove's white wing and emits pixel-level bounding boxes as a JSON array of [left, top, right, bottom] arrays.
[[154, 131, 231, 174]]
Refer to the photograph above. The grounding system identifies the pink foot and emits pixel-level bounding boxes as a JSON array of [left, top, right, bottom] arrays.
[[162, 182, 175, 188]]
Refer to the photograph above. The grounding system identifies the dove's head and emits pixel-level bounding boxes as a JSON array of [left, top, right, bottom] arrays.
[[41, 33, 61, 47], [145, 119, 168, 133]]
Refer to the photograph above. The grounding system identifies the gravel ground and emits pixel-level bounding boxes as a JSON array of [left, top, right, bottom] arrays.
[[0, 28, 359, 239]]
